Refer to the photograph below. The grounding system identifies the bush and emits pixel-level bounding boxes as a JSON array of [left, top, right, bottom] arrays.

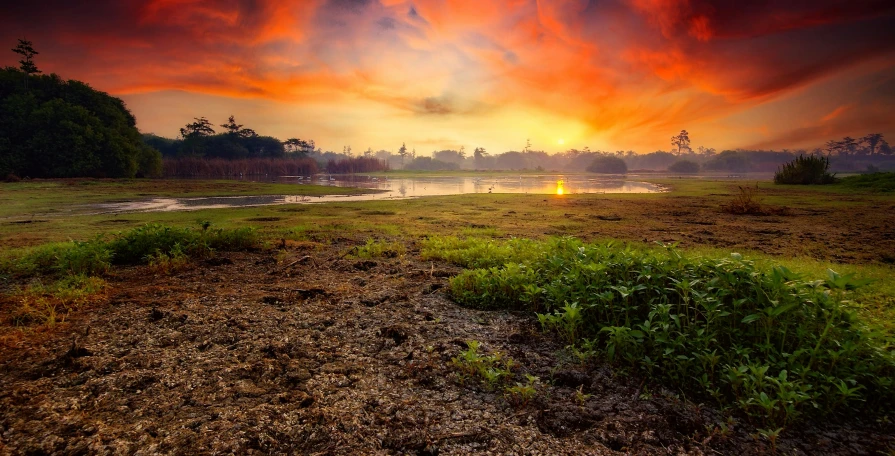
[[586, 155, 628, 174], [774, 155, 836, 184], [668, 160, 700, 174], [425, 236, 895, 426]]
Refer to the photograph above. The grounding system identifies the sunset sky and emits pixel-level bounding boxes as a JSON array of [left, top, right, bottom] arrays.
[[2, 1, 894, 155]]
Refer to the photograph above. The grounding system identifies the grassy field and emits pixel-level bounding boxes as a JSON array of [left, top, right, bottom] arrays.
[[2, 174, 894, 443], [3, 175, 893, 322]]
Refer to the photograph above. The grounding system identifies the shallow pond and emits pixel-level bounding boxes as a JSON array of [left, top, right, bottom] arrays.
[[97, 175, 662, 213]]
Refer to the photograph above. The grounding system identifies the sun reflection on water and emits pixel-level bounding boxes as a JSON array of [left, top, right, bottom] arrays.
[[556, 179, 564, 195]]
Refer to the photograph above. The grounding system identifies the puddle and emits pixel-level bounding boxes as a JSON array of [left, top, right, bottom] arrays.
[[96, 175, 662, 213]]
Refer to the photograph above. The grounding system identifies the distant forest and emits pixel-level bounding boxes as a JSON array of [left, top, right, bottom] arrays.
[[2, 39, 891, 180]]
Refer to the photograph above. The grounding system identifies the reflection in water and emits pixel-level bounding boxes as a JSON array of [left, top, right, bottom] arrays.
[[95, 175, 662, 213]]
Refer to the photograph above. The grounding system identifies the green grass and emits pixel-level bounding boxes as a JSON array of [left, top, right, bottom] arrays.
[[837, 172, 895, 192], [424, 236, 895, 427], [1, 223, 260, 278]]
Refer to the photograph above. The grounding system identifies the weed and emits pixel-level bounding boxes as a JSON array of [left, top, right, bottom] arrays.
[[574, 384, 592, 405], [505, 374, 541, 406], [146, 243, 190, 275], [451, 340, 517, 390], [722, 186, 766, 215]]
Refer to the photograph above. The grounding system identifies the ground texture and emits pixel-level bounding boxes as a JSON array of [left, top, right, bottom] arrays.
[[1, 243, 893, 455]]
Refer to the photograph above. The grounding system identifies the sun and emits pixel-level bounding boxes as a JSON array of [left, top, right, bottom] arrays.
[[557, 138, 565, 145]]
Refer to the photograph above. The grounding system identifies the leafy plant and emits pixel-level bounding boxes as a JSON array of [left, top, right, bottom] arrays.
[[451, 340, 517, 390], [505, 374, 541, 406], [428, 236, 895, 426]]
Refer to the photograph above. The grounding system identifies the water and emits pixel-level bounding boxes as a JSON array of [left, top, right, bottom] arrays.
[[96, 175, 662, 213]]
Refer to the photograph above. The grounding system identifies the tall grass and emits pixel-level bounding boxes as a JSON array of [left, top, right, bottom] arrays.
[[163, 157, 319, 177], [422, 236, 894, 426], [325, 157, 390, 174]]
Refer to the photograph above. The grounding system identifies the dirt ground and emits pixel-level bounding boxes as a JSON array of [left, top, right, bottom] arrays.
[[1, 239, 893, 455]]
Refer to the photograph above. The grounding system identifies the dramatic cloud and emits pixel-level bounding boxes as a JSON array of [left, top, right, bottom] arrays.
[[2, 0, 893, 153]]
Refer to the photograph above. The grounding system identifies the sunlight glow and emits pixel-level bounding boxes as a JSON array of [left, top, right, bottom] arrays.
[[556, 179, 564, 195], [557, 138, 565, 145]]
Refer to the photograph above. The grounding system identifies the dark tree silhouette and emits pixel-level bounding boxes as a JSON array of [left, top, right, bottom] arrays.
[[862, 133, 884, 155], [398, 142, 408, 167], [11, 39, 40, 88], [671, 130, 691, 155], [840, 136, 858, 156], [221, 115, 243, 135], [180, 117, 215, 139]]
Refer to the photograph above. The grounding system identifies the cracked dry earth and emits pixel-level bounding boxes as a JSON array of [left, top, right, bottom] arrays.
[[1, 244, 893, 455]]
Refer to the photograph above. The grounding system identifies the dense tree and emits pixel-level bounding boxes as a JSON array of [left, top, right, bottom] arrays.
[[862, 133, 884, 155], [587, 155, 627, 174], [404, 156, 458, 171], [668, 160, 700, 174], [704, 150, 750, 173], [671, 130, 691, 155], [432, 149, 465, 165], [179, 117, 215, 139], [0, 53, 161, 178], [283, 138, 314, 156], [840, 137, 858, 156]]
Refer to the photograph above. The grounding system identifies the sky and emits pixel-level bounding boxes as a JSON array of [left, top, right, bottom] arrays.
[[2, 0, 894, 155]]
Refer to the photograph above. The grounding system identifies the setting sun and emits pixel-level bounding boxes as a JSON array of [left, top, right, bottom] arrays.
[[558, 139, 565, 145]]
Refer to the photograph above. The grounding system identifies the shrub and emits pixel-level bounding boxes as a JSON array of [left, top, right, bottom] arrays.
[[774, 155, 836, 185], [2, 224, 259, 277], [668, 160, 700, 174], [586, 155, 627, 174]]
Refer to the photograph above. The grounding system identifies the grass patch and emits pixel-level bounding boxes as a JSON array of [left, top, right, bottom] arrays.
[[7, 275, 107, 327], [351, 238, 406, 259], [837, 172, 895, 192], [425, 236, 895, 427], [1, 223, 259, 278]]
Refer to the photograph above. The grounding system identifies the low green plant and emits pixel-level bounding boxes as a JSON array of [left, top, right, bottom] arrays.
[[353, 238, 405, 259], [451, 340, 517, 390], [428, 236, 895, 426], [774, 155, 836, 185], [505, 374, 541, 406], [146, 243, 190, 274], [574, 384, 592, 405]]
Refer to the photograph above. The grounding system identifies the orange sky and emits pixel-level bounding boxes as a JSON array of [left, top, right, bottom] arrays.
[[3, 0, 894, 154]]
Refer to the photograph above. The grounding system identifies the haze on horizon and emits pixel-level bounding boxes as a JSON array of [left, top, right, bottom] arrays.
[[2, 0, 894, 155]]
